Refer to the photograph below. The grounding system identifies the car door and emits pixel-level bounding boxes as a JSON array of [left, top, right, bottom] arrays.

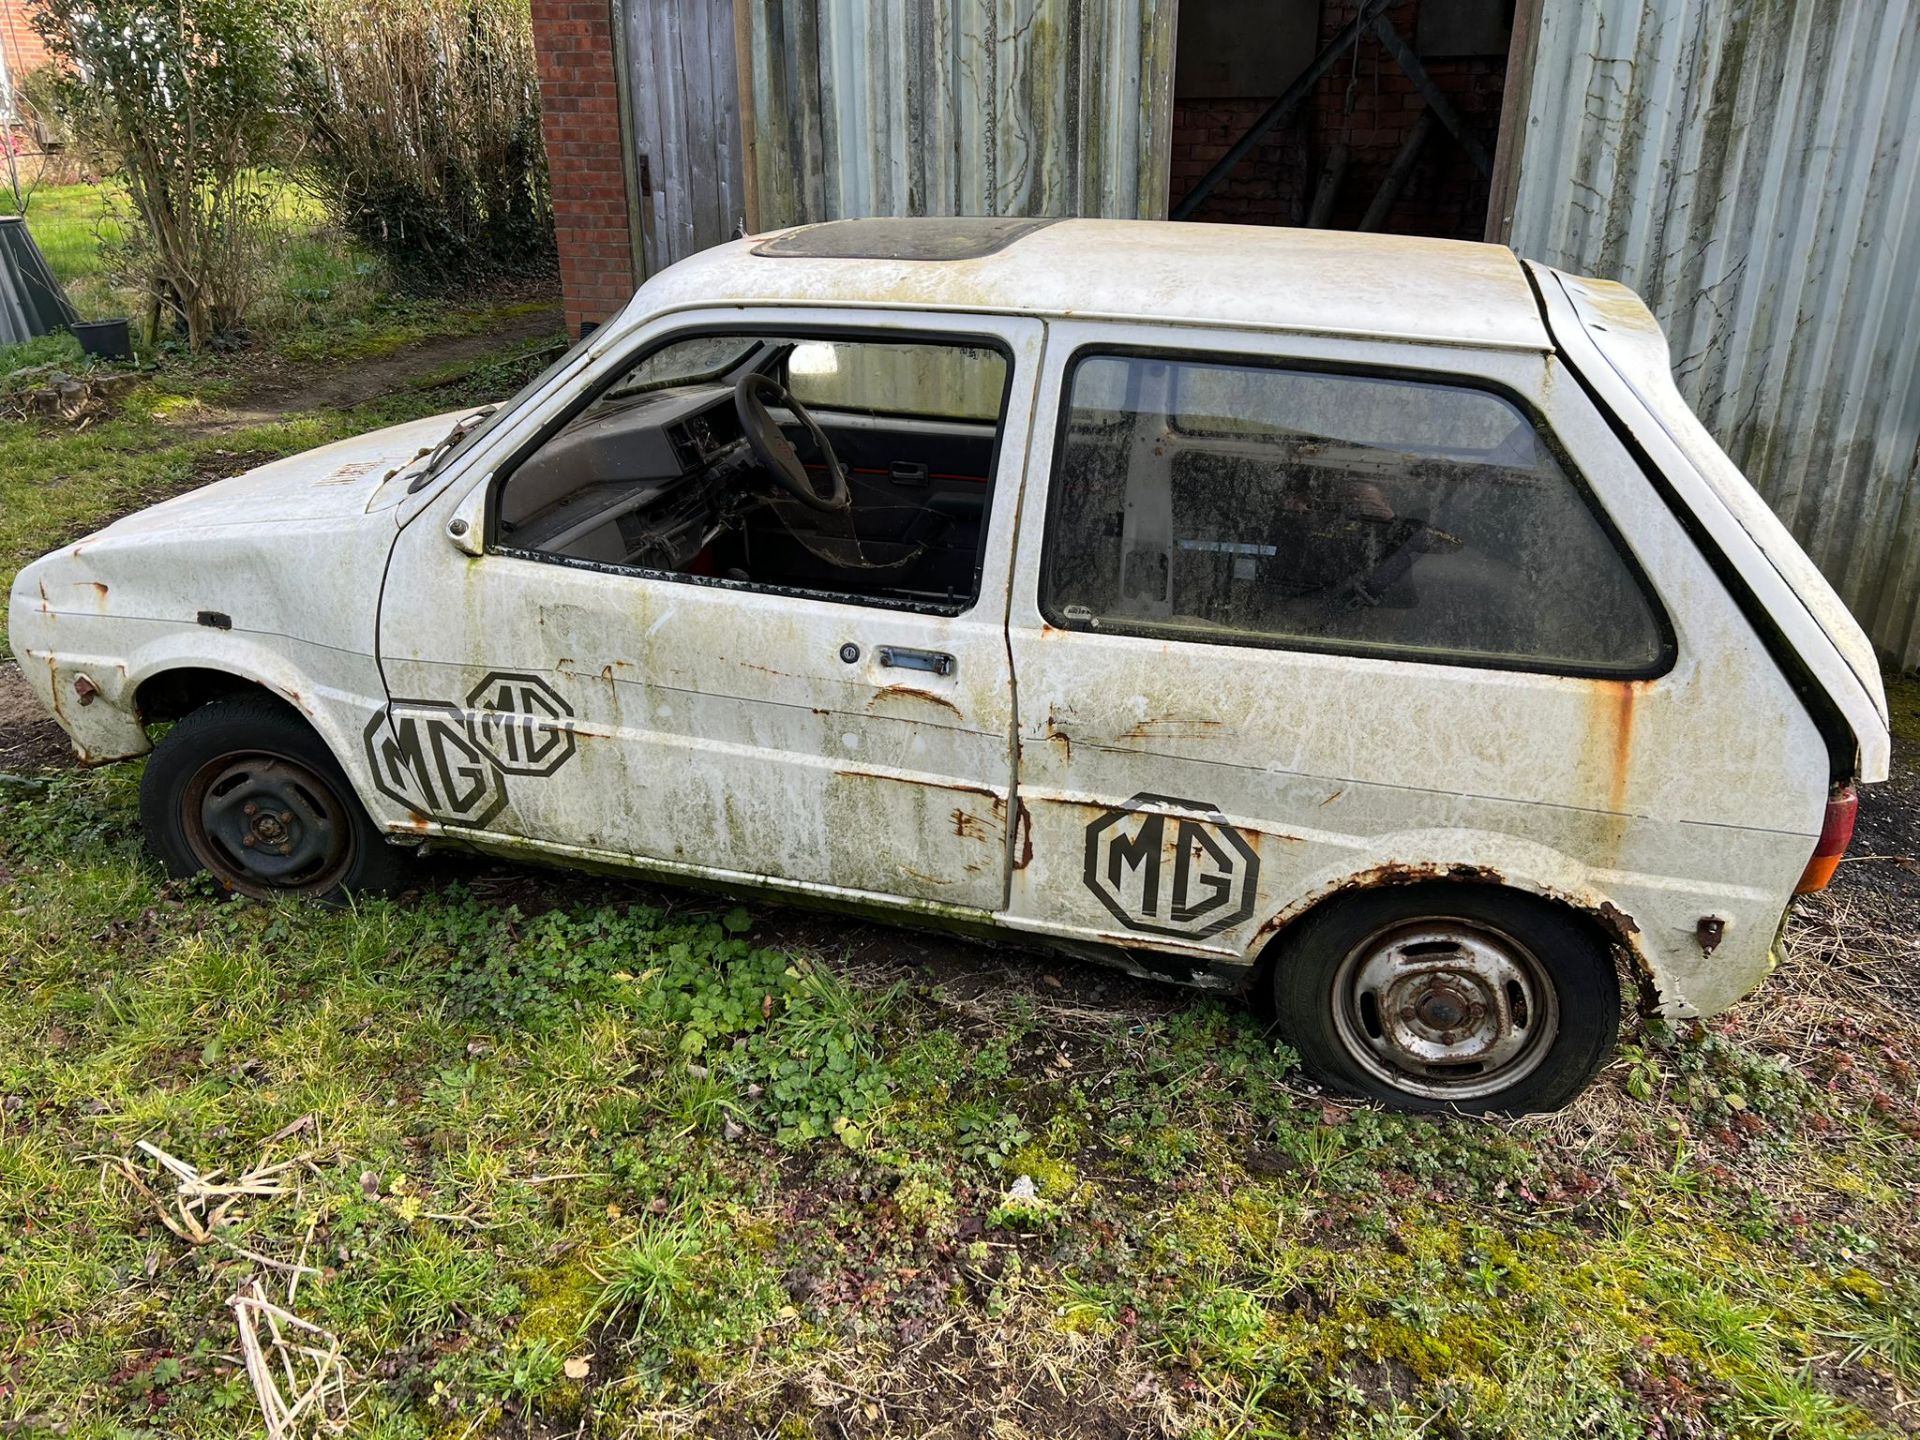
[[372, 308, 1043, 913], [998, 320, 1830, 1001]]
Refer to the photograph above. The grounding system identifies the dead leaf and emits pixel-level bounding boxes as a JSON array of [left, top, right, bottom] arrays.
[[563, 1357, 591, 1381], [264, 1114, 314, 1146], [1319, 1102, 1352, 1127]]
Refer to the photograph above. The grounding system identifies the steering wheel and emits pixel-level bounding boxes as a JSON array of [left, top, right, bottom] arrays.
[[734, 372, 849, 512]]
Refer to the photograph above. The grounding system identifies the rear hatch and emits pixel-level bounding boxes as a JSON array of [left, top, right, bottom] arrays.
[[1529, 261, 1890, 783]]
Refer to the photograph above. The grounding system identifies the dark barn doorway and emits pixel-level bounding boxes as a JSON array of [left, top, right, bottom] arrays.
[[1169, 0, 1521, 241]]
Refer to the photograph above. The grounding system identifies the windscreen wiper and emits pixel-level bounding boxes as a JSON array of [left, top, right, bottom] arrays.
[[406, 406, 499, 492]]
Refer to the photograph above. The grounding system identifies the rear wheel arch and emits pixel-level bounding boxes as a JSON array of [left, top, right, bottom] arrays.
[[1252, 868, 1651, 1005], [1250, 873, 1643, 1113]]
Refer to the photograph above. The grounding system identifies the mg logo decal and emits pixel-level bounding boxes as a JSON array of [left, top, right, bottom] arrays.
[[1083, 793, 1259, 940], [362, 671, 577, 827], [465, 672, 575, 776], [363, 703, 507, 826]]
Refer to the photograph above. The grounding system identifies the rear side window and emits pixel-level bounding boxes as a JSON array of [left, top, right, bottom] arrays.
[[1043, 352, 1668, 675]]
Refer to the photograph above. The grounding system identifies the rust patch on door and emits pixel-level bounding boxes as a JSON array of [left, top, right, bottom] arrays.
[[1117, 716, 1223, 741], [872, 684, 963, 718], [1043, 708, 1074, 761], [1609, 681, 1639, 813], [952, 807, 989, 840], [1586, 679, 1644, 816]]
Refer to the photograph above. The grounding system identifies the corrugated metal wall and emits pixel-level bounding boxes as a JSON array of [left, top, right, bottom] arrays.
[[741, 0, 1176, 230], [1507, 0, 1920, 667]]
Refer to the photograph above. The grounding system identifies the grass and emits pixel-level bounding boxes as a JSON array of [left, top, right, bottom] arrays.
[[0, 762, 1916, 1438], [1, 176, 329, 318], [0, 178, 131, 289]]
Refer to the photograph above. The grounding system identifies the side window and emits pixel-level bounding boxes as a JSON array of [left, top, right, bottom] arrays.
[[1043, 353, 1667, 674], [492, 331, 1010, 613], [785, 340, 1004, 422]]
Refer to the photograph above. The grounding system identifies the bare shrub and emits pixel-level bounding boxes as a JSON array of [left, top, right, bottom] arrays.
[[286, 0, 552, 283], [33, 0, 286, 348]]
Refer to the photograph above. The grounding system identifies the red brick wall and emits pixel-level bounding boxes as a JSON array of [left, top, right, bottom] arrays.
[[0, 0, 53, 103], [1170, 0, 1505, 240], [530, 0, 634, 336]]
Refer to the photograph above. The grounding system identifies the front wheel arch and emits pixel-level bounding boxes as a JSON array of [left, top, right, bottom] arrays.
[[134, 665, 275, 725], [138, 691, 409, 901]]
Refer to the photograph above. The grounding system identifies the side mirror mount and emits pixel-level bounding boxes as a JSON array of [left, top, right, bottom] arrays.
[[445, 476, 490, 557]]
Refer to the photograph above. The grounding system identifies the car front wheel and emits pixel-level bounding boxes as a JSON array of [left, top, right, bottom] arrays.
[[139, 693, 408, 901], [1269, 884, 1620, 1114]]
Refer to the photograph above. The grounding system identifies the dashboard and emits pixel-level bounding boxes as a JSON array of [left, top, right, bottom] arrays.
[[499, 383, 743, 530]]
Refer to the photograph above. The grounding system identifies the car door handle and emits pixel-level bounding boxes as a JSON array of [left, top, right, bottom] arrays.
[[877, 645, 955, 677]]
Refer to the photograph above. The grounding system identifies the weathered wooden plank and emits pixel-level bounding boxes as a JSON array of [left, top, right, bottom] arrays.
[[623, 0, 748, 269]]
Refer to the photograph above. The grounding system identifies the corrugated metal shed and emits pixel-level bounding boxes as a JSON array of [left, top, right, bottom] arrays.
[[740, 0, 1175, 230], [1505, 0, 1920, 667]]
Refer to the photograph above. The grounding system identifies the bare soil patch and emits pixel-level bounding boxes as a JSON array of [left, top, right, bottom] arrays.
[[0, 660, 69, 771], [182, 304, 562, 434]]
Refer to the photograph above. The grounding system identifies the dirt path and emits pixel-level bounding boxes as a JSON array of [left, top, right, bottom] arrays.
[[175, 304, 564, 435], [0, 661, 68, 770]]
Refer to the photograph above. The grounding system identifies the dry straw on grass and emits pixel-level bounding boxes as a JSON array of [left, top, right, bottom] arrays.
[[1521, 887, 1920, 1213], [231, 1280, 352, 1438], [110, 1138, 299, 1246], [104, 1130, 350, 1437], [289, 0, 549, 274]]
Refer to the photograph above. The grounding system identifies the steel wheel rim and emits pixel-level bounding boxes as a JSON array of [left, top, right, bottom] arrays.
[[180, 750, 354, 898], [1329, 916, 1559, 1102]]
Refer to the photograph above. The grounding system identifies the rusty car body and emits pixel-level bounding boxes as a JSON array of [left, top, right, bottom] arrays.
[[9, 218, 1889, 1111]]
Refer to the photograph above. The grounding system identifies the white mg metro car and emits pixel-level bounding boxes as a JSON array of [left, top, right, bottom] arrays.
[[9, 218, 1889, 1113]]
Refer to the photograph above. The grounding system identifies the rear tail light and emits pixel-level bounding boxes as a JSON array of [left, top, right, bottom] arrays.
[[1794, 786, 1858, 894]]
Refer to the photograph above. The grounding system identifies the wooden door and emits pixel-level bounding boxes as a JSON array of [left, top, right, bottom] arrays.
[[623, 0, 748, 276]]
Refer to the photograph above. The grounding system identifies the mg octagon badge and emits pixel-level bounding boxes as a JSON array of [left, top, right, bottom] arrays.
[[362, 670, 578, 827], [1083, 793, 1260, 940]]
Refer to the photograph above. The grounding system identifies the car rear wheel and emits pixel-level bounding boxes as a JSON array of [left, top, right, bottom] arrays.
[[1269, 884, 1619, 1114], [140, 694, 408, 901]]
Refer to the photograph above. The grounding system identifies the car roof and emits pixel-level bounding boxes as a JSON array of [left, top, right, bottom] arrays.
[[628, 217, 1552, 352]]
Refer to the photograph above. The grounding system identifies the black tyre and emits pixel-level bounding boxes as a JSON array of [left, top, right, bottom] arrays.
[[1269, 884, 1619, 1115], [139, 693, 409, 901]]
